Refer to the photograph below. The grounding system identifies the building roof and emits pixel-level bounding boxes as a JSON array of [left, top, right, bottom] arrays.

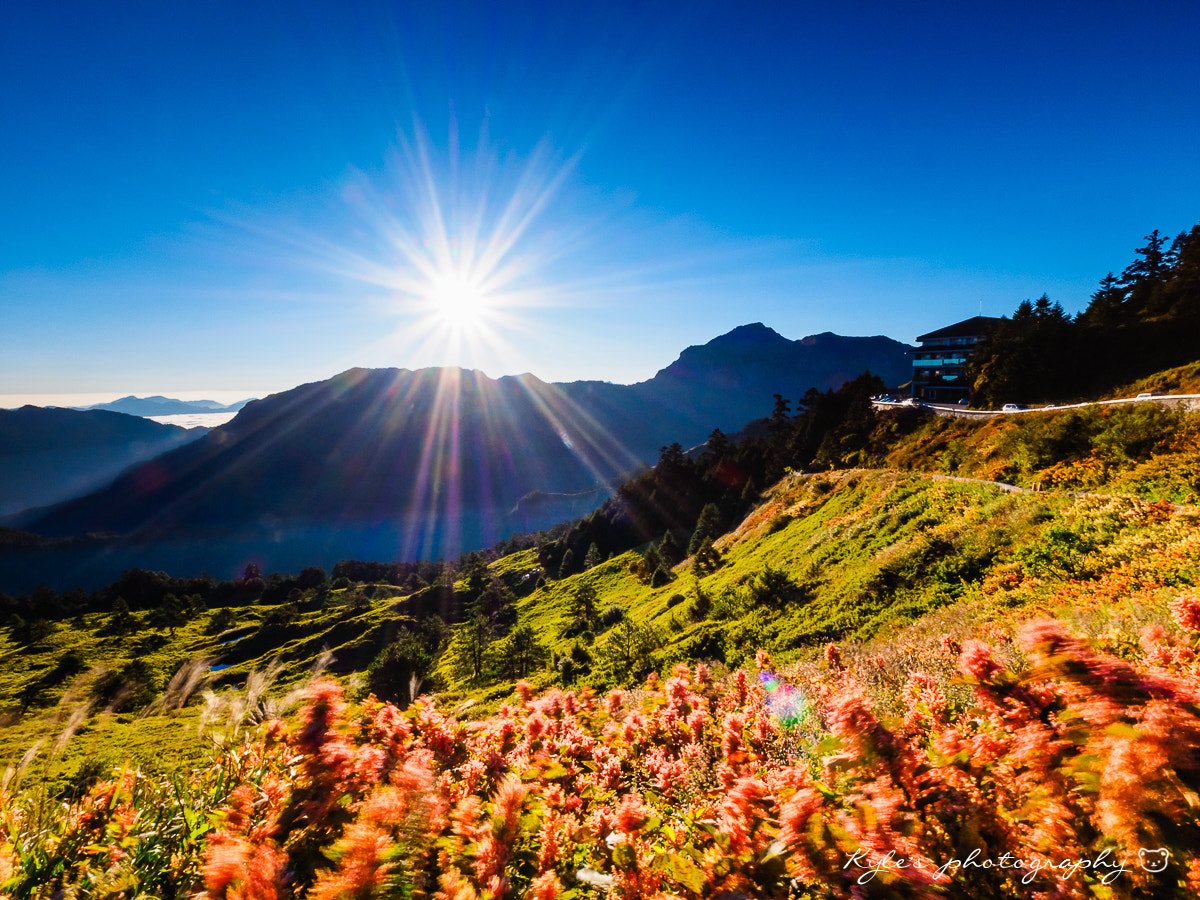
[[916, 315, 1003, 343]]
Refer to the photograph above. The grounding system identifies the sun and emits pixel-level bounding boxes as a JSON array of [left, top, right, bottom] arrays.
[[425, 268, 492, 329]]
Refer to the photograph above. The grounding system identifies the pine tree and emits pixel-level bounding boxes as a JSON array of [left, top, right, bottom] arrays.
[[689, 503, 722, 574], [688, 503, 721, 556], [504, 624, 546, 678], [704, 428, 730, 461], [583, 542, 602, 570], [108, 597, 135, 634], [1082, 272, 1126, 328], [571, 582, 598, 625], [558, 548, 576, 580], [658, 531, 683, 567], [1122, 229, 1170, 315], [449, 613, 494, 684]]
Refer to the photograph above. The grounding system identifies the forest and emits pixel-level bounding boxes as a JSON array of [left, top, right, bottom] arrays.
[[968, 224, 1200, 404]]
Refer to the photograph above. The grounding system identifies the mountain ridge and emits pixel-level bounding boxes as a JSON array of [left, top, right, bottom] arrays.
[[4, 324, 913, 587], [77, 395, 255, 417]]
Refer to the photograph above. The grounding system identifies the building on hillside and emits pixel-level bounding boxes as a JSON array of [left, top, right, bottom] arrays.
[[910, 316, 1002, 403]]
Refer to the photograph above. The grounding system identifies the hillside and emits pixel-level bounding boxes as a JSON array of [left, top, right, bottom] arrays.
[[6, 443, 1198, 754], [4, 396, 1200, 896], [0, 407, 204, 517], [876, 399, 1200, 501]]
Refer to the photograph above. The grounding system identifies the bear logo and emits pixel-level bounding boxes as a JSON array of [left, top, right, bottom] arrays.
[[1138, 848, 1170, 872]]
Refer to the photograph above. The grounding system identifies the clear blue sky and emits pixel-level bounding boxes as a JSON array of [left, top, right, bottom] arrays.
[[3, 0, 1199, 405]]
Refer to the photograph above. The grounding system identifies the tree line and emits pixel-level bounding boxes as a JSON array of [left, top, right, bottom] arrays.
[[969, 223, 1200, 405]]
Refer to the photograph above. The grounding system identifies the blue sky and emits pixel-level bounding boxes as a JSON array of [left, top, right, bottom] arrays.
[[3, 0, 1199, 405]]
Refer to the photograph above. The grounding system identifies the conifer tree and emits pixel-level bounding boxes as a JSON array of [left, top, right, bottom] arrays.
[[688, 503, 721, 556], [689, 503, 722, 574], [449, 612, 494, 684], [583, 542, 602, 570], [558, 548, 576, 580], [571, 582, 598, 626], [658, 530, 683, 567]]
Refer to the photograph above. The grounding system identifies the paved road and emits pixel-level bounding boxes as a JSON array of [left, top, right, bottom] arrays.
[[873, 393, 1200, 419]]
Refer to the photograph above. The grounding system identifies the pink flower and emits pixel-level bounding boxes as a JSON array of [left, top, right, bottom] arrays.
[[526, 711, 549, 740], [1171, 594, 1200, 632], [605, 689, 625, 717], [615, 792, 648, 834], [529, 871, 561, 899], [958, 639, 1004, 683], [824, 642, 844, 671], [202, 837, 283, 900], [721, 713, 744, 758]]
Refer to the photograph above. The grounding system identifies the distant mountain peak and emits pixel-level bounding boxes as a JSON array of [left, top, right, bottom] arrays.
[[704, 322, 788, 345]]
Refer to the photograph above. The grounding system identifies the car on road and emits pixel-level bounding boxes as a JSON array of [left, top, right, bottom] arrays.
[[1001, 403, 1027, 412]]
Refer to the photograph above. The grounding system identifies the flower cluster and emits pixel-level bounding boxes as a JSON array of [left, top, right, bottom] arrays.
[[3, 615, 1200, 898]]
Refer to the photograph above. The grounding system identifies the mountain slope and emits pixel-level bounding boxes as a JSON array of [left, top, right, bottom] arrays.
[[0, 407, 203, 517], [7, 325, 911, 586]]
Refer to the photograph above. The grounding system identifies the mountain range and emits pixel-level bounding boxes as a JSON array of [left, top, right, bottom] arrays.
[[1, 324, 911, 591], [76, 395, 254, 416]]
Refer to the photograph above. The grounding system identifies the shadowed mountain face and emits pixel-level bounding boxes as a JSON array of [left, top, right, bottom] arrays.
[[5, 325, 911, 589], [0, 407, 204, 517], [627, 324, 912, 428]]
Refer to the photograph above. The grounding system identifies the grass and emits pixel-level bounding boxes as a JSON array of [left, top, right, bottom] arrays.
[[5, 404, 1200, 785]]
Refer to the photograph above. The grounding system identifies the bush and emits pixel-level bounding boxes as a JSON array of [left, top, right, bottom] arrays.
[[207, 607, 238, 633], [262, 602, 299, 628], [93, 658, 156, 712], [48, 649, 87, 683], [689, 587, 712, 622], [599, 605, 624, 628], [559, 616, 589, 639], [766, 513, 793, 534], [743, 564, 806, 608]]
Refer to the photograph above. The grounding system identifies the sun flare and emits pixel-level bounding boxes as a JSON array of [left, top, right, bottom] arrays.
[[426, 268, 492, 329]]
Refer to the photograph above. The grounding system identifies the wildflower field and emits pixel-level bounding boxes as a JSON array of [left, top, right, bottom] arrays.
[[5, 406, 1200, 898], [5, 600, 1200, 898]]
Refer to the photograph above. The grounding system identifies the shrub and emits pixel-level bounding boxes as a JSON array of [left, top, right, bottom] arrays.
[[599, 605, 624, 628], [208, 607, 238, 633]]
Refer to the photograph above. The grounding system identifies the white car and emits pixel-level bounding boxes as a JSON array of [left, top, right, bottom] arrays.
[[1001, 403, 1027, 412]]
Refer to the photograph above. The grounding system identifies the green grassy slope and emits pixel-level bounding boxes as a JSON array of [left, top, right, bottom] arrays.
[[4, 406, 1200, 787], [471, 469, 1197, 700]]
